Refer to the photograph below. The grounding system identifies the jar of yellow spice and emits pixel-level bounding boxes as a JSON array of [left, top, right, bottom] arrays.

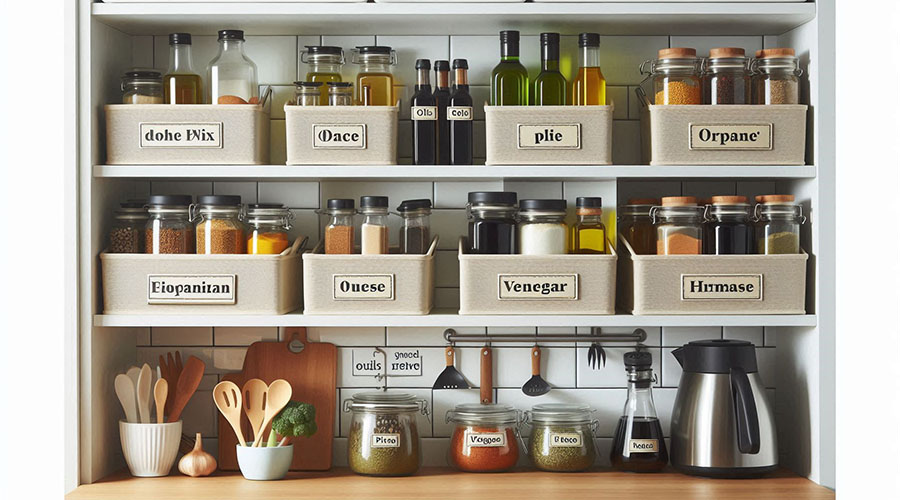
[[246, 204, 293, 255], [641, 48, 702, 105]]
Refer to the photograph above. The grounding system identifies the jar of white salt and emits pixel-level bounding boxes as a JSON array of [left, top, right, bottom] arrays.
[[517, 199, 568, 255]]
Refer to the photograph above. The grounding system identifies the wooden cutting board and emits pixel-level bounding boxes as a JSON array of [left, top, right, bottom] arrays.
[[217, 327, 336, 471]]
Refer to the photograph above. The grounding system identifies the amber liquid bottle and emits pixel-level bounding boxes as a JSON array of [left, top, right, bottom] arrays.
[[449, 59, 474, 165], [433, 60, 452, 165], [572, 33, 607, 106], [411, 59, 437, 165], [164, 33, 203, 104]]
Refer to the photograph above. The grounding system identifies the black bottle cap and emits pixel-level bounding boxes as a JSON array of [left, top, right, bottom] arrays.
[[500, 30, 520, 57], [435, 60, 450, 71], [576, 197, 603, 208], [305, 45, 342, 55], [673, 339, 759, 374], [541, 32, 560, 60], [197, 195, 241, 206], [293, 81, 323, 87], [218, 30, 245, 41], [500, 30, 520, 43], [579, 33, 601, 48], [415, 58, 432, 70], [624, 350, 652, 368], [519, 199, 567, 211], [326, 81, 353, 88], [397, 199, 433, 212], [360, 196, 389, 208], [147, 194, 192, 206], [468, 191, 517, 205], [327, 198, 355, 210], [540, 32, 560, 45], [452, 59, 469, 70], [169, 33, 192, 45], [247, 203, 284, 209], [356, 46, 392, 55], [124, 70, 161, 80]]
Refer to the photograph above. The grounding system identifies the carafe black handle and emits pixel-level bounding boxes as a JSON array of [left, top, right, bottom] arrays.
[[730, 367, 760, 454]]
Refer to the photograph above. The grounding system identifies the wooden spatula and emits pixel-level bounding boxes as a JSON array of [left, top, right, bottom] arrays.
[[168, 356, 205, 423], [252, 379, 291, 447], [214, 381, 247, 447], [242, 378, 268, 444], [115, 374, 138, 423], [154, 379, 168, 424], [136, 363, 153, 423]]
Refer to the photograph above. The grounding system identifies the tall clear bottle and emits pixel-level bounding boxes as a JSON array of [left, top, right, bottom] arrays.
[[572, 33, 606, 106], [610, 351, 668, 473], [491, 30, 529, 106], [164, 33, 203, 104], [449, 59, 474, 165], [411, 59, 437, 165], [533, 33, 567, 106], [433, 60, 451, 165], [208, 30, 259, 104]]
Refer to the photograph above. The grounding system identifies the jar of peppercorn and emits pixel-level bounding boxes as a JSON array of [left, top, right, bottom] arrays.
[[109, 200, 148, 253], [145, 194, 195, 254], [641, 48, 702, 105], [447, 403, 522, 472], [344, 392, 428, 477], [524, 403, 598, 472], [702, 47, 751, 105]]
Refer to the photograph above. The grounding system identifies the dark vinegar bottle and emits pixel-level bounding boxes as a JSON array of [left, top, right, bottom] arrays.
[[433, 60, 451, 165], [411, 58, 437, 165], [449, 59, 474, 165], [610, 351, 669, 472]]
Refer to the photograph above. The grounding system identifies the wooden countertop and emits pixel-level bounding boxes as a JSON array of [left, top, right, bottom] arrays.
[[68, 467, 834, 499]]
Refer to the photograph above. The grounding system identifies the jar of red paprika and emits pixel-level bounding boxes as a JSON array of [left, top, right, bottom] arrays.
[[447, 403, 522, 472]]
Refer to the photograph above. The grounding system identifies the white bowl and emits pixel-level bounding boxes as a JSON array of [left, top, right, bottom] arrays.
[[119, 420, 182, 477], [236, 444, 294, 480]]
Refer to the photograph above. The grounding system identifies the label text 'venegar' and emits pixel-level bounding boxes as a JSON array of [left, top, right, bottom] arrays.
[[681, 274, 763, 300], [689, 124, 773, 151], [498, 274, 579, 300]]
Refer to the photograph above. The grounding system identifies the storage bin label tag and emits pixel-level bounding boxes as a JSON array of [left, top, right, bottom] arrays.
[[333, 274, 395, 300], [312, 124, 367, 149], [497, 274, 579, 300], [627, 439, 659, 453], [465, 431, 507, 448], [146, 274, 235, 304], [448, 106, 474, 121], [689, 124, 773, 151], [372, 434, 400, 448], [517, 124, 581, 149], [681, 274, 763, 300], [550, 432, 583, 447], [412, 106, 438, 121], [139, 123, 223, 148]]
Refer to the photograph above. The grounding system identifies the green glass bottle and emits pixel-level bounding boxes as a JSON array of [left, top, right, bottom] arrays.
[[491, 30, 529, 106], [533, 32, 567, 105]]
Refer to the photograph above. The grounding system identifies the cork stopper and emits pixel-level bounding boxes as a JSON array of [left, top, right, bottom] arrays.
[[709, 47, 745, 58], [661, 196, 698, 207], [711, 195, 749, 205], [755, 194, 795, 203], [756, 48, 795, 59], [658, 47, 696, 59], [627, 198, 659, 205]]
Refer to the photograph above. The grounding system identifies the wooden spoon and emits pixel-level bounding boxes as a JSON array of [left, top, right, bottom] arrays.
[[168, 356, 205, 423], [136, 363, 152, 423], [154, 379, 168, 424], [242, 378, 268, 444], [159, 355, 175, 415], [214, 381, 247, 447], [115, 374, 138, 423], [252, 379, 292, 447], [126, 366, 140, 387]]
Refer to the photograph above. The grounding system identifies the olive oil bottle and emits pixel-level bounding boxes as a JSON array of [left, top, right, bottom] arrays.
[[433, 60, 451, 165], [491, 30, 529, 106], [533, 33, 567, 106], [572, 33, 607, 106], [449, 59, 474, 165], [164, 33, 203, 104], [411, 59, 437, 165]]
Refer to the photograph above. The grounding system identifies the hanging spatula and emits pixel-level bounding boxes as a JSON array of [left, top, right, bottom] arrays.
[[433, 346, 469, 389], [522, 345, 551, 397]]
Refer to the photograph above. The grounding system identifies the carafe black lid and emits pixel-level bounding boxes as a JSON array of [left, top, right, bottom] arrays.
[[624, 350, 652, 368], [672, 339, 758, 374], [360, 196, 389, 208], [397, 198, 432, 212], [327, 198, 355, 210]]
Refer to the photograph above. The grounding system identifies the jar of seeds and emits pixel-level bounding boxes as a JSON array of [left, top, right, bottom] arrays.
[[641, 48, 702, 105], [193, 195, 245, 254], [344, 392, 428, 477], [145, 195, 194, 254], [751, 48, 801, 105], [109, 200, 148, 253], [524, 403, 598, 472]]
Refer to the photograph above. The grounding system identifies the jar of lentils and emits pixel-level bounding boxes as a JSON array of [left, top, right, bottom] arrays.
[[145, 195, 194, 254], [525, 403, 598, 472], [344, 392, 427, 477], [642, 48, 702, 105], [702, 47, 751, 104], [751, 48, 801, 104], [109, 200, 148, 253], [447, 403, 521, 473], [193, 195, 245, 254]]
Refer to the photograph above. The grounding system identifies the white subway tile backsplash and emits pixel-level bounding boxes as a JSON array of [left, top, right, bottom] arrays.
[[434, 287, 461, 310], [270, 119, 287, 165], [151, 327, 213, 347], [150, 181, 213, 198], [259, 182, 319, 209], [470, 86, 490, 119], [449, 36, 495, 86], [433, 388, 483, 437], [577, 347, 661, 388], [267, 85, 294, 120], [376, 36, 450, 88], [310, 327, 385, 346], [493, 347, 577, 388], [136, 328, 151, 347], [682, 181, 737, 200], [320, 36, 377, 82], [243, 36, 298, 85], [599, 36, 669, 86], [662, 326, 722, 346], [736, 181, 777, 201], [433, 181, 503, 209], [320, 181, 432, 207], [132, 36, 154, 69], [757, 347, 777, 388], [431, 209, 467, 250], [723, 326, 764, 345], [181, 390, 217, 437], [661, 347, 681, 388], [286, 209, 321, 248], [612, 120, 642, 165], [503, 181, 563, 200], [764, 327, 778, 347], [386, 326, 483, 347], [213, 181, 258, 204], [617, 180, 683, 204]]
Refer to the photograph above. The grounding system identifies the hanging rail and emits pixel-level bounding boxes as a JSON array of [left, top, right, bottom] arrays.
[[443, 327, 647, 344]]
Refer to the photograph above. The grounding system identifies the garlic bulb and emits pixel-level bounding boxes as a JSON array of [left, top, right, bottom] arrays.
[[178, 432, 217, 477]]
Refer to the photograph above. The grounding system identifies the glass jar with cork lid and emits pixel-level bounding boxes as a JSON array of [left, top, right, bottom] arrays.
[[619, 198, 658, 255], [651, 196, 704, 255], [193, 195, 245, 254], [344, 392, 428, 477], [525, 403, 598, 472], [704, 195, 754, 255], [755, 194, 805, 254], [323, 198, 356, 255], [571, 197, 608, 254], [751, 48, 801, 105], [641, 48, 702, 105], [702, 47, 751, 105]]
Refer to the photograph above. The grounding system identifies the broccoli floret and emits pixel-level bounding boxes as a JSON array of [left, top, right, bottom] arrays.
[[271, 401, 317, 446]]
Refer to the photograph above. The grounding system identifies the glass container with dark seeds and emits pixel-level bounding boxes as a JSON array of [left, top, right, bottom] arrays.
[[525, 403, 598, 472], [343, 392, 428, 476], [109, 200, 149, 253], [397, 198, 433, 254]]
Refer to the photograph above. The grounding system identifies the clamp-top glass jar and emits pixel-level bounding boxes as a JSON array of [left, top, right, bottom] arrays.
[[517, 199, 568, 255], [328, 81, 354, 106], [751, 48, 801, 105], [293, 81, 323, 106], [245, 204, 292, 255], [619, 198, 658, 256], [467, 191, 518, 255], [702, 47, 751, 105], [447, 403, 521, 473], [344, 392, 427, 477], [652, 196, 704, 255], [351, 46, 397, 106], [121, 70, 163, 104], [109, 200, 149, 253], [704, 195, 754, 255], [642, 47, 702, 105], [525, 403, 598, 472], [193, 195, 245, 254], [145, 195, 194, 254], [301, 45, 344, 106], [755, 194, 805, 254]]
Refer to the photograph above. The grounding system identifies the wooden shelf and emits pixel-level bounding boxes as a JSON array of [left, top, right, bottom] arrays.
[[67, 468, 834, 500]]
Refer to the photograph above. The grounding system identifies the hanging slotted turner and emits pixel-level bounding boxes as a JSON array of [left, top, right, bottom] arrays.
[[433, 346, 469, 389], [522, 345, 551, 397]]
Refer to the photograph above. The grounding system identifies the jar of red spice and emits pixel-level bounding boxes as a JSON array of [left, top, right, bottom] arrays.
[[651, 196, 704, 255], [447, 403, 521, 472]]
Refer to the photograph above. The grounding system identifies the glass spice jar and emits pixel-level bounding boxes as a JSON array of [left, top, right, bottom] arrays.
[[751, 48, 801, 105], [703, 195, 754, 255], [145, 195, 194, 254], [109, 200, 148, 253], [301, 45, 345, 106], [652, 196, 704, 255], [525, 404, 598, 472], [517, 199, 568, 255], [121, 70, 163, 104], [641, 48, 702, 105], [193, 195, 245, 254], [351, 46, 397, 106], [344, 392, 428, 477], [467, 192, 518, 255], [328, 81, 354, 106], [293, 81, 323, 106], [360, 196, 389, 255], [323, 198, 356, 255], [397, 199, 432, 255], [755, 194, 805, 254], [571, 197, 608, 254], [245, 204, 292, 255], [619, 199, 658, 255], [702, 47, 751, 105], [447, 403, 521, 473]]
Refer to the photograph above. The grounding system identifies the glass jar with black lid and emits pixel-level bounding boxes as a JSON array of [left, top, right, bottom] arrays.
[[145, 195, 194, 254], [328, 81, 354, 106], [703, 195, 754, 255], [109, 200, 149, 253], [193, 195, 245, 254], [517, 199, 568, 255], [245, 204, 292, 255], [351, 46, 397, 106], [121, 70, 163, 104], [293, 81, 323, 106], [467, 191, 517, 254], [397, 199, 432, 255], [300, 45, 344, 106]]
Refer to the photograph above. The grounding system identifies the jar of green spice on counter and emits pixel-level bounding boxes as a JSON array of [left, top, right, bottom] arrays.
[[344, 392, 428, 476], [754, 194, 805, 254], [525, 404, 598, 472]]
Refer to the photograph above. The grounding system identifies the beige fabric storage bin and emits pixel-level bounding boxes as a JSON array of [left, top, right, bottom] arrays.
[[617, 235, 807, 315], [641, 104, 808, 166], [105, 103, 270, 165], [100, 238, 305, 314], [285, 103, 398, 165], [458, 237, 616, 315], [484, 104, 612, 165], [302, 237, 437, 315]]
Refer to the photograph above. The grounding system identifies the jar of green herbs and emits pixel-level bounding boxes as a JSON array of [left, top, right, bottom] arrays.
[[344, 392, 428, 477], [525, 403, 598, 472]]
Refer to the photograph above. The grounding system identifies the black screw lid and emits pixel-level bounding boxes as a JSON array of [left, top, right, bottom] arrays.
[[415, 58, 432, 70], [218, 30, 245, 41], [169, 33, 192, 45], [305, 45, 342, 55], [293, 81, 324, 87], [327, 198, 355, 210], [468, 191, 517, 205], [579, 33, 601, 48], [356, 46, 392, 54], [672, 339, 759, 375], [147, 194, 192, 206], [500, 30, 520, 57], [360, 196, 389, 208], [500, 30, 520, 43], [327, 81, 353, 88], [540, 32, 560, 45], [124, 70, 161, 80], [197, 195, 241, 206], [624, 350, 652, 368], [397, 199, 433, 212], [434, 60, 450, 71], [519, 199, 567, 211], [576, 197, 603, 208], [452, 59, 469, 70], [247, 203, 284, 209]]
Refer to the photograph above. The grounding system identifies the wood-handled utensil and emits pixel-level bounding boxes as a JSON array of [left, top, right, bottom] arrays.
[[252, 379, 292, 447], [214, 381, 247, 447], [168, 355, 205, 423], [159, 354, 174, 415], [242, 378, 268, 444], [126, 366, 140, 387], [136, 363, 153, 423], [115, 374, 138, 423], [154, 378, 168, 424], [175, 351, 183, 380], [433, 346, 469, 389], [522, 345, 551, 397], [480, 345, 493, 404]]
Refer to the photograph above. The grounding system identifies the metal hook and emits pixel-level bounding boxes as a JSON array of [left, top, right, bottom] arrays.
[[373, 347, 387, 391]]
